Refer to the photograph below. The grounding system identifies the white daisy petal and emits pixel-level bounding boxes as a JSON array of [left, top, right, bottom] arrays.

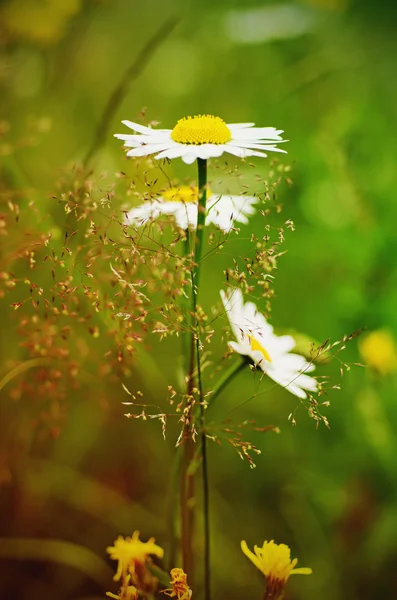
[[227, 123, 256, 130], [125, 143, 173, 157], [206, 194, 258, 232], [231, 127, 285, 140], [221, 288, 318, 399], [228, 145, 270, 158], [155, 146, 186, 160], [275, 335, 296, 353], [175, 203, 198, 229], [116, 136, 171, 147], [229, 340, 250, 356], [126, 146, 158, 158], [231, 141, 287, 150], [121, 120, 171, 136], [182, 153, 199, 165]]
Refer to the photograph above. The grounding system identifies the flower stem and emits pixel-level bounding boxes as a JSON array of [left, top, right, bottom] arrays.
[[193, 158, 208, 287], [166, 445, 183, 571], [195, 159, 211, 600], [207, 358, 248, 412], [180, 158, 209, 595]]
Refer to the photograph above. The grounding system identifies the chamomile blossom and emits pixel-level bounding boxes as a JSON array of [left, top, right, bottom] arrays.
[[220, 288, 318, 399], [115, 114, 286, 164], [125, 185, 258, 233]]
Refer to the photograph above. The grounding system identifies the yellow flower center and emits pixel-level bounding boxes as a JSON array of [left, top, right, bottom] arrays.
[[359, 330, 397, 375], [249, 336, 272, 363], [162, 186, 198, 203], [162, 185, 212, 204], [171, 115, 232, 145]]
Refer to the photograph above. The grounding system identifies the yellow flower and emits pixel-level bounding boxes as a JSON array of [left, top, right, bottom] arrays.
[[106, 583, 139, 600], [1, 0, 81, 45], [163, 568, 192, 600], [107, 531, 164, 593], [359, 330, 397, 375], [241, 540, 312, 598]]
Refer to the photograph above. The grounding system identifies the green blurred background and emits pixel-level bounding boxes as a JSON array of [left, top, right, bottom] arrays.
[[1, 0, 397, 599]]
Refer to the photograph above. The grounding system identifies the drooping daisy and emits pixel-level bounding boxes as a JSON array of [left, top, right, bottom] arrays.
[[220, 288, 318, 399], [241, 540, 312, 599], [115, 114, 287, 164], [125, 185, 258, 233]]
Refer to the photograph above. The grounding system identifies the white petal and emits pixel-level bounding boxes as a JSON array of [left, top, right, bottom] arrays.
[[195, 145, 226, 159], [226, 145, 269, 159], [228, 340, 250, 356], [126, 146, 160, 158], [125, 201, 163, 225], [231, 141, 287, 150], [266, 369, 307, 398], [181, 153, 198, 164], [155, 145, 186, 160], [276, 353, 314, 373], [116, 135, 171, 147], [206, 195, 256, 232], [124, 143, 173, 157], [227, 123, 256, 130], [274, 335, 296, 353], [121, 120, 171, 136], [173, 203, 198, 229], [223, 145, 254, 158], [220, 288, 247, 341], [231, 127, 285, 140], [294, 373, 318, 391]]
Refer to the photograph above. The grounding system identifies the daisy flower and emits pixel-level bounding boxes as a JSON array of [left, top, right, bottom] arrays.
[[125, 185, 258, 233], [241, 540, 312, 599], [220, 288, 318, 399], [115, 114, 287, 164]]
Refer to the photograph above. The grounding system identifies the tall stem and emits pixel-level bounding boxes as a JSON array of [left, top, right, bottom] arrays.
[[206, 358, 248, 413], [195, 159, 210, 600], [180, 158, 209, 595]]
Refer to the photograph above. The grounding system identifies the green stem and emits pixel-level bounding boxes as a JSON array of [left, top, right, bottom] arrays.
[[207, 358, 248, 412], [181, 230, 192, 373], [180, 158, 208, 593], [168, 232, 191, 570], [195, 159, 211, 600], [193, 158, 208, 289], [197, 341, 211, 600], [166, 446, 183, 571]]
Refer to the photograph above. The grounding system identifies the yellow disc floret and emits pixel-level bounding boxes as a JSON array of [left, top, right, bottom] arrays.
[[162, 185, 212, 203], [171, 115, 232, 145], [162, 186, 198, 203], [249, 335, 272, 363]]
